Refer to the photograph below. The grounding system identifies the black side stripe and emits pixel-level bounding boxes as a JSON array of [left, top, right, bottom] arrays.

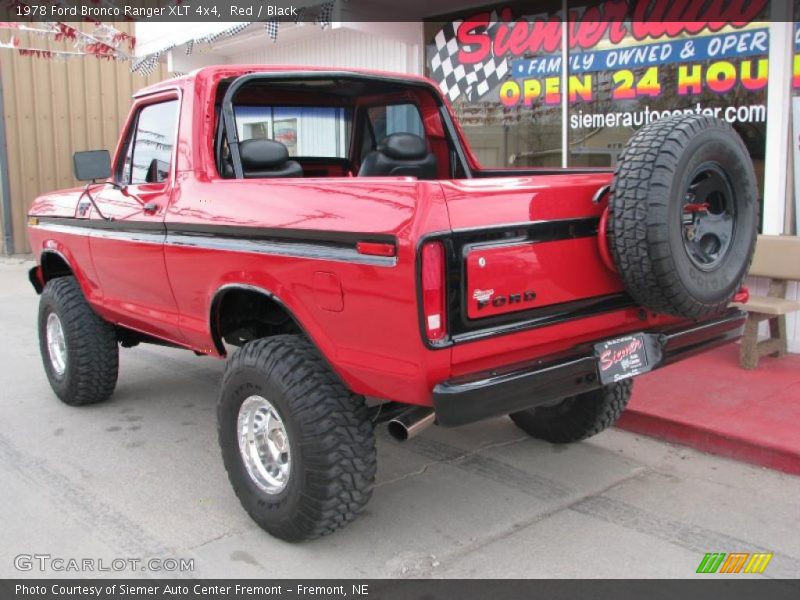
[[451, 216, 600, 246], [167, 222, 395, 247], [30, 216, 397, 267]]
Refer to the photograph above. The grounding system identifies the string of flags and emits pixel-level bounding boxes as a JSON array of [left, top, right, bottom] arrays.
[[265, 19, 278, 43], [316, 1, 335, 29], [134, 0, 341, 74], [1, 0, 341, 74], [0, 19, 135, 62]]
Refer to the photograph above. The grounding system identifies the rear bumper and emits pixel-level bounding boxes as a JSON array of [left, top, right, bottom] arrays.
[[433, 309, 746, 427]]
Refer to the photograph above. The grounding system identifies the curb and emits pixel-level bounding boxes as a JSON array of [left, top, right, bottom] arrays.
[[617, 410, 800, 476]]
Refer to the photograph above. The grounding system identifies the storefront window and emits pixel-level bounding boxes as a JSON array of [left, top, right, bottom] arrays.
[[790, 17, 800, 234], [566, 4, 768, 194], [425, 1, 563, 168], [425, 0, 769, 192]]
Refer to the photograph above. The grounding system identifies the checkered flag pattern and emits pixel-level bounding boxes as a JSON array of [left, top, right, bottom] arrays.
[[202, 23, 251, 45], [222, 23, 251, 37], [295, 7, 306, 24], [185, 39, 194, 55], [265, 18, 279, 42], [316, 1, 335, 29], [429, 12, 509, 103], [132, 51, 161, 76]]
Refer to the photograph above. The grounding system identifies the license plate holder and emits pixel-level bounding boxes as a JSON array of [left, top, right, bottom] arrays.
[[594, 333, 653, 384]]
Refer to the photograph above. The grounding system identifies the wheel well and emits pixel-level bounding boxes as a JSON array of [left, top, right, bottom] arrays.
[[211, 287, 301, 355], [30, 251, 74, 293], [40, 252, 73, 281]]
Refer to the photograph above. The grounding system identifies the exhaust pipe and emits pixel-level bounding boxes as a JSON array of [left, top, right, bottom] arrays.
[[387, 407, 435, 442]]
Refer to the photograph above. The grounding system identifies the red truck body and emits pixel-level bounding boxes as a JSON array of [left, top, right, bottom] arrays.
[[26, 65, 743, 421]]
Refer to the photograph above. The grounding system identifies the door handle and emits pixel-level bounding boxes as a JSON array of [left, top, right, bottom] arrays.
[[143, 202, 159, 215]]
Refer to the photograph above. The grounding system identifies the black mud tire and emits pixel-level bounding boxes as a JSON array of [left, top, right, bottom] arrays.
[[218, 335, 376, 542], [37, 276, 119, 406], [608, 115, 758, 318], [509, 380, 633, 444]]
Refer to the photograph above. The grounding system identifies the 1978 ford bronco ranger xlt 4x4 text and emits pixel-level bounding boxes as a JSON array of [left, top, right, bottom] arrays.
[[27, 66, 757, 541]]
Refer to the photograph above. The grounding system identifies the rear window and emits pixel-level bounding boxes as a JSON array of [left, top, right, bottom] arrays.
[[367, 103, 424, 140], [234, 106, 352, 158]]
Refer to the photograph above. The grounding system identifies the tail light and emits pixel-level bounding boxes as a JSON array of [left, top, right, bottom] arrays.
[[421, 241, 447, 342]]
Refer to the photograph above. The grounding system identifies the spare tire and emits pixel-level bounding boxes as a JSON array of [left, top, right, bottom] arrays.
[[608, 115, 758, 319]]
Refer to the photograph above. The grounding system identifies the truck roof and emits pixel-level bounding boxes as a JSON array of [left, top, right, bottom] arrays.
[[133, 64, 441, 98]]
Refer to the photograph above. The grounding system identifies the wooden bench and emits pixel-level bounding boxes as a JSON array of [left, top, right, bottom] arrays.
[[733, 235, 800, 369]]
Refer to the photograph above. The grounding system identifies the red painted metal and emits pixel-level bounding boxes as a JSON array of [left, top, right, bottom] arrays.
[[25, 65, 724, 409], [464, 238, 622, 319], [732, 287, 750, 304], [683, 202, 710, 213], [312, 272, 344, 313], [597, 206, 618, 273]]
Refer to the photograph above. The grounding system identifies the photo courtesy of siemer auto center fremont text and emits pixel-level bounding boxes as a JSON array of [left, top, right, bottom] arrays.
[[0, 0, 798, 598]]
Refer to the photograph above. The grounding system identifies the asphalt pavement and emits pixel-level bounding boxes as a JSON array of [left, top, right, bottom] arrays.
[[1, 257, 798, 579]]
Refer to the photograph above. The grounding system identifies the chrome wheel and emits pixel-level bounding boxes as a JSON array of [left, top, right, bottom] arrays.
[[237, 395, 291, 494], [46, 312, 67, 377]]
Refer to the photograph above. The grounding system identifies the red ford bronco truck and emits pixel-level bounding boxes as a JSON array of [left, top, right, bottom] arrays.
[[27, 66, 757, 542]]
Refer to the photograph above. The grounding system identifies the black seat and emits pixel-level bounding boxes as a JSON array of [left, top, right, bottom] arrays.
[[238, 139, 302, 178], [358, 133, 437, 180]]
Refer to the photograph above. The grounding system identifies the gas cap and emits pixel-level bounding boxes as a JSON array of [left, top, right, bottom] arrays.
[[312, 272, 344, 312]]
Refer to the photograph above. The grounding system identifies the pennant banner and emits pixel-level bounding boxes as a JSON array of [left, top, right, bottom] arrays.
[[0, 19, 132, 61], [265, 18, 278, 43], [0, 1, 341, 73]]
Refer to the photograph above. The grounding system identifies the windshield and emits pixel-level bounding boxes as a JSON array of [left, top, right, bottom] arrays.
[[234, 106, 352, 158]]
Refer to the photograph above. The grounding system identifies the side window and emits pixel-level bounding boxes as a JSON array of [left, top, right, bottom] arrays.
[[119, 100, 178, 185], [367, 103, 425, 143]]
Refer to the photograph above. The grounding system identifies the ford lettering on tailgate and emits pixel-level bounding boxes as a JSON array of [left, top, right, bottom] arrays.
[[464, 238, 623, 319]]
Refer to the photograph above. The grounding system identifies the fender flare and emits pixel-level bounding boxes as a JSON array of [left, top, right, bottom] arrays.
[[208, 283, 307, 357], [29, 248, 74, 294], [208, 282, 351, 387]]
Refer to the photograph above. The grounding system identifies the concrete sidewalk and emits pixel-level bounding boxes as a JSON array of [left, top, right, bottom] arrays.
[[1, 258, 799, 579], [620, 343, 800, 475]]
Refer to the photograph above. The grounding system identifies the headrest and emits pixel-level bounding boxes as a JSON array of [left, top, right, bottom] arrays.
[[239, 139, 290, 170], [378, 133, 428, 160]]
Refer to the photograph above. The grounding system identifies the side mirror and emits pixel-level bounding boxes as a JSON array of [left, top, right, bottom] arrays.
[[73, 150, 111, 181]]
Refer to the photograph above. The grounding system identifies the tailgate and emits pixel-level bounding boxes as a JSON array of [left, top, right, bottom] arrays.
[[440, 173, 629, 342], [465, 235, 621, 319]]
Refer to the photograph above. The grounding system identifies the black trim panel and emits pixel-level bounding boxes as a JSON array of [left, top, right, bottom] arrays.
[[433, 309, 746, 427], [30, 216, 397, 267], [451, 293, 634, 344], [36, 215, 165, 233], [167, 222, 395, 247], [474, 167, 613, 177]]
